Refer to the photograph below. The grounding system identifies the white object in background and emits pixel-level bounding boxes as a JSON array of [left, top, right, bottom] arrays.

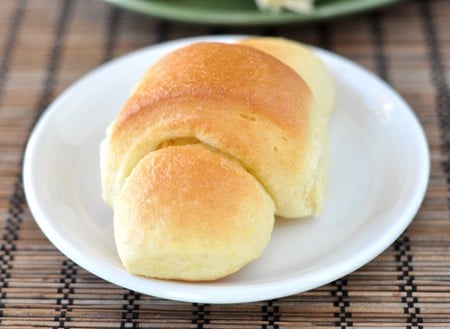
[[255, 0, 316, 13]]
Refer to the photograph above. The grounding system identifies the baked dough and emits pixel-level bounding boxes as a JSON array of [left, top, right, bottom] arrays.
[[114, 144, 275, 280], [100, 38, 335, 280]]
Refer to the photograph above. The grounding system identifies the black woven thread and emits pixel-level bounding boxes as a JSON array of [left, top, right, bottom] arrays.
[[53, 260, 77, 329], [0, 0, 28, 321], [370, 12, 389, 81], [30, 0, 73, 127], [394, 236, 423, 329], [369, 10, 424, 329], [192, 303, 209, 329], [262, 26, 278, 36], [261, 300, 280, 329], [0, 0, 73, 317], [103, 6, 122, 63], [0, 0, 26, 103], [208, 25, 227, 35], [155, 20, 170, 44], [40, 1, 75, 327], [332, 279, 353, 328], [120, 290, 140, 329], [317, 22, 353, 328], [101, 8, 144, 327], [164, 16, 214, 328], [420, 0, 450, 203], [317, 23, 331, 49]]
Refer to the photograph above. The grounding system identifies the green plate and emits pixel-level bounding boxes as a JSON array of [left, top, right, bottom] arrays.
[[103, 0, 404, 25]]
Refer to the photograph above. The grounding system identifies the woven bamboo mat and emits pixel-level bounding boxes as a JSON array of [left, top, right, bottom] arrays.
[[0, 0, 449, 327]]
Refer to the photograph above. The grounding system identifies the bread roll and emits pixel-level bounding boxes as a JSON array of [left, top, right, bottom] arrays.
[[100, 37, 334, 280], [114, 144, 275, 280]]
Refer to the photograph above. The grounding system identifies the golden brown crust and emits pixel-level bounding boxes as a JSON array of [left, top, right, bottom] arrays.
[[114, 144, 275, 281], [238, 37, 335, 215], [237, 37, 335, 119], [101, 37, 335, 281], [114, 42, 309, 135], [101, 42, 314, 217]]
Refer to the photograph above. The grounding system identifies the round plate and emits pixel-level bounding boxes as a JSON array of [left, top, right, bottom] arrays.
[[23, 35, 429, 304], [103, 0, 403, 25]]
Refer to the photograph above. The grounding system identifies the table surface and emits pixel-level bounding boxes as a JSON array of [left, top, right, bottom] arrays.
[[0, 0, 449, 327]]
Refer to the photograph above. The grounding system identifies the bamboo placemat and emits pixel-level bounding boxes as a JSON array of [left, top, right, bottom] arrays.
[[0, 0, 449, 327]]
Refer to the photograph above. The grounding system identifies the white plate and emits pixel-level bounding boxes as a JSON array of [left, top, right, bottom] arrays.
[[23, 35, 429, 304]]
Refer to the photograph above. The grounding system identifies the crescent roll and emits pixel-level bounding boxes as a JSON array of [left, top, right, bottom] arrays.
[[100, 37, 334, 281]]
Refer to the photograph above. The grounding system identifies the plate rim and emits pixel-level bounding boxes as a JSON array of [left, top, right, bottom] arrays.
[[23, 35, 430, 304], [102, 0, 405, 25]]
